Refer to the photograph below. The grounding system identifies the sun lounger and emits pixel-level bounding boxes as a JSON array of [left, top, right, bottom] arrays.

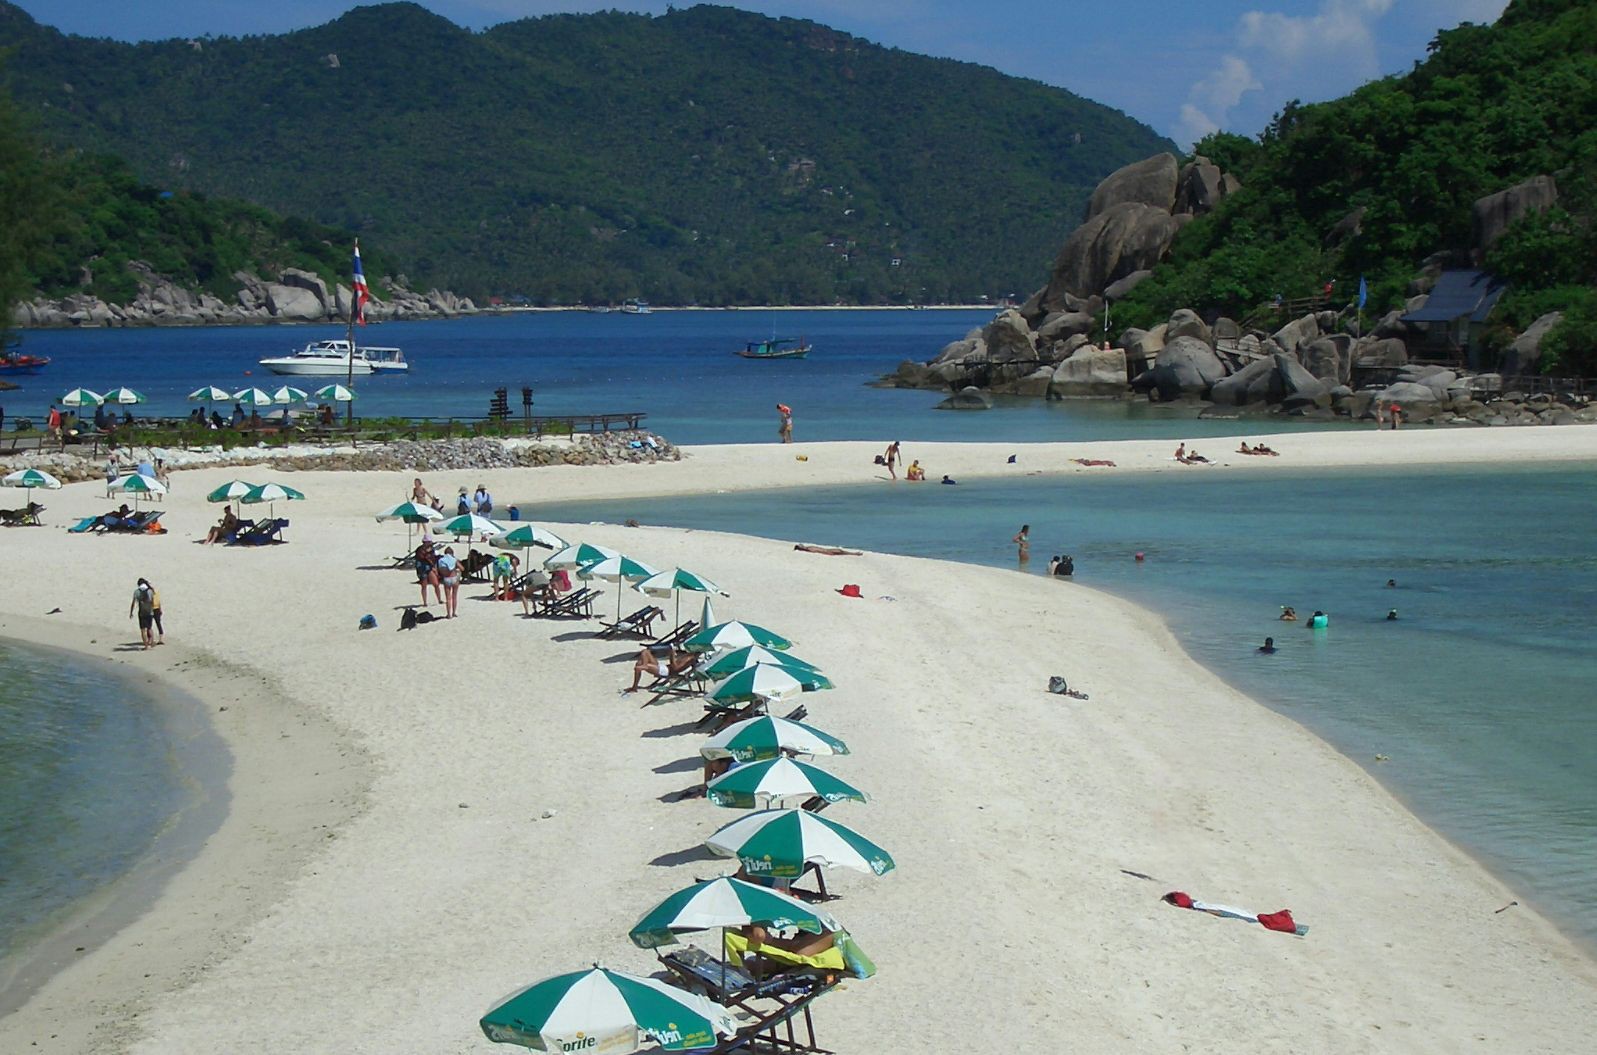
[[642, 662, 711, 707], [660, 945, 836, 1055], [659, 946, 817, 1005], [646, 620, 699, 650], [231, 517, 287, 545], [0, 502, 44, 526], [460, 548, 495, 583], [598, 605, 665, 639], [107, 510, 165, 534], [536, 587, 599, 619]]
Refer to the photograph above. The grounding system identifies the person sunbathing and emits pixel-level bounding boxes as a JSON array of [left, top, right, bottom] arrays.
[[1237, 442, 1255, 454], [626, 645, 696, 692], [724, 924, 846, 982], [1185, 448, 1212, 464], [204, 508, 242, 545], [1255, 444, 1279, 456]]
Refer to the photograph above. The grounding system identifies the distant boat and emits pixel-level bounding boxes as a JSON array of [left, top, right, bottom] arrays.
[[258, 338, 408, 376], [620, 299, 652, 314], [0, 338, 49, 373], [736, 337, 810, 360]]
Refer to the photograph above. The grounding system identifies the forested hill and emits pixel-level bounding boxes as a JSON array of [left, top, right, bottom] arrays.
[[0, 2, 1173, 305], [1115, 0, 1595, 367]]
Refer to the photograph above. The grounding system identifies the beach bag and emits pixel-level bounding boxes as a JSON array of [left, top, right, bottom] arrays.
[[1047, 675, 1068, 695], [873, 454, 886, 465], [359, 614, 378, 630], [836, 932, 877, 979], [399, 609, 418, 631]]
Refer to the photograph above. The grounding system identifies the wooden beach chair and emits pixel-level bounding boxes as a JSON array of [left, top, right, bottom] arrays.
[[460, 549, 495, 583], [646, 619, 699, 650], [598, 605, 664, 639], [659, 944, 837, 1055], [642, 661, 711, 707], [538, 587, 599, 619], [232, 518, 287, 545]]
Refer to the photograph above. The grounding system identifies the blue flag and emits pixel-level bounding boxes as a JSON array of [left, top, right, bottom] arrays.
[[1357, 275, 1368, 309]]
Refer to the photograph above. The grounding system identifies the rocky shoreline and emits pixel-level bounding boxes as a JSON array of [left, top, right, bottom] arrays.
[[885, 152, 1584, 428], [0, 432, 680, 484], [12, 261, 479, 329]]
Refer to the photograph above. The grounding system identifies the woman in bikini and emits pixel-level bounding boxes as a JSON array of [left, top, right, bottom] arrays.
[[436, 546, 462, 618]]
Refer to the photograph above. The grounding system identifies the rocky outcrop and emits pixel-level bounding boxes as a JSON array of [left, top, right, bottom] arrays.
[[1472, 175, 1558, 253], [936, 386, 992, 410], [982, 309, 1039, 363], [14, 260, 481, 329], [1147, 336, 1227, 400], [1050, 346, 1127, 397], [1040, 204, 1188, 307], [1501, 311, 1562, 377], [1086, 153, 1179, 218]]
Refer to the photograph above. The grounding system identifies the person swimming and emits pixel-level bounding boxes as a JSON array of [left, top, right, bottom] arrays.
[[1258, 637, 1277, 654], [1308, 610, 1329, 628], [1386, 609, 1398, 621], [1386, 579, 1397, 588], [1280, 606, 1298, 621]]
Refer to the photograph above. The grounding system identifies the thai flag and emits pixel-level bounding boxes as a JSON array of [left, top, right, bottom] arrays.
[[351, 242, 370, 326]]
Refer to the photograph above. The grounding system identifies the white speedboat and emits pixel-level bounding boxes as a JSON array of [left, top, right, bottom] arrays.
[[257, 339, 408, 376]]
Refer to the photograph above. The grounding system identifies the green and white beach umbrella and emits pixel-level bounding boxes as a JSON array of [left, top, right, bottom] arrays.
[[700, 645, 820, 682], [706, 757, 866, 810], [271, 384, 309, 404], [313, 383, 356, 402], [242, 482, 305, 519], [707, 663, 831, 707], [634, 567, 725, 626], [375, 500, 443, 523], [705, 809, 895, 879], [700, 715, 850, 763], [492, 523, 569, 551], [480, 966, 735, 1053], [3, 467, 62, 505], [544, 541, 619, 569], [628, 876, 839, 950], [699, 595, 717, 631], [59, 388, 104, 407], [437, 512, 508, 538], [233, 386, 276, 407], [206, 479, 258, 506], [682, 620, 792, 654], [101, 386, 146, 405], [109, 472, 166, 509], [578, 554, 661, 620], [188, 385, 232, 402]]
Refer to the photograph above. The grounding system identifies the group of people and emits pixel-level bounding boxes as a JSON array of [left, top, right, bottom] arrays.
[[105, 449, 169, 495], [1173, 443, 1212, 465], [408, 478, 495, 517], [1264, 581, 1403, 651], [412, 539, 465, 618], [1236, 442, 1279, 456]]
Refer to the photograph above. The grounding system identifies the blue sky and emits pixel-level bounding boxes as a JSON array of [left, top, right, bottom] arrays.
[[13, 1, 1510, 144]]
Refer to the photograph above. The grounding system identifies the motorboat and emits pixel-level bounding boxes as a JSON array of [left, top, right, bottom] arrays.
[[257, 339, 407, 376], [736, 337, 810, 360]]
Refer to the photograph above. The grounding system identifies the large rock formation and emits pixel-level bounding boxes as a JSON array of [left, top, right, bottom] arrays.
[[1086, 153, 1179, 218], [1472, 175, 1558, 252], [1148, 336, 1227, 400], [1501, 311, 1562, 377], [1050, 346, 1127, 397]]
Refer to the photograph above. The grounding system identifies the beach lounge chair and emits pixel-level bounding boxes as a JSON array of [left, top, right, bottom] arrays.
[[0, 502, 44, 526], [598, 605, 664, 639], [109, 510, 165, 534], [659, 945, 836, 1055], [646, 619, 699, 651], [460, 549, 495, 583], [232, 518, 287, 545], [538, 587, 598, 619], [642, 660, 711, 707]]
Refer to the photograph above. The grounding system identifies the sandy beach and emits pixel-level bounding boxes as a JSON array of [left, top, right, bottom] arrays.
[[4, 427, 1597, 1054]]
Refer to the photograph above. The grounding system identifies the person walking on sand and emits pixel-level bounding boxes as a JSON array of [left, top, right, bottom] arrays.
[[1013, 524, 1031, 564], [884, 440, 901, 480], [47, 403, 63, 448], [129, 578, 157, 649], [777, 403, 793, 444], [149, 581, 166, 645]]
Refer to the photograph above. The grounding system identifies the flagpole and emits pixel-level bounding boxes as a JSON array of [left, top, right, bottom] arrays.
[[346, 241, 357, 428]]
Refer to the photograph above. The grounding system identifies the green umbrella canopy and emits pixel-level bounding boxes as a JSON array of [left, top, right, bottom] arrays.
[[492, 524, 569, 551], [700, 645, 820, 681], [375, 500, 442, 523], [706, 757, 867, 810], [314, 383, 356, 402], [480, 966, 735, 1052], [206, 480, 258, 504], [577, 554, 660, 582], [271, 385, 309, 404], [101, 386, 146, 405], [109, 472, 166, 495], [682, 621, 792, 654], [544, 542, 619, 569], [708, 663, 831, 707], [699, 715, 850, 763], [241, 483, 305, 504], [234, 387, 276, 407], [436, 512, 507, 537], [59, 388, 104, 407], [634, 567, 723, 598], [3, 468, 63, 490], [705, 809, 895, 879], [188, 385, 233, 402], [628, 876, 840, 950]]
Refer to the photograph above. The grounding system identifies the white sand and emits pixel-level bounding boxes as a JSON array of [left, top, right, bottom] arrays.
[[3, 428, 1596, 1054]]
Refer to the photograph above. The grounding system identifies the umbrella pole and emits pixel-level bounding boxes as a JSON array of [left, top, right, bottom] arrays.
[[720, 925, 728, 1005]]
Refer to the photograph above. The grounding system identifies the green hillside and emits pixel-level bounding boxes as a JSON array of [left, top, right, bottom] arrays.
[[0, 1, 1173, 305], [1114, 0, 1596, 370]]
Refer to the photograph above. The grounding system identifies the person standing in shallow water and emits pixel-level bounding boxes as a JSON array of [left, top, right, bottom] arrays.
[[1013, 524, 1030, 565]]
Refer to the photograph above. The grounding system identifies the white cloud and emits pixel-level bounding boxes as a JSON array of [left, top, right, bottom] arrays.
[[1178, 55, 1262, 145]]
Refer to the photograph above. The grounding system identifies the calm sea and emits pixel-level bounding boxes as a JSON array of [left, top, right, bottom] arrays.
[[0, 641, 192, 980], [9, 311, 1353, 443], [541, 464, 1597, 951]]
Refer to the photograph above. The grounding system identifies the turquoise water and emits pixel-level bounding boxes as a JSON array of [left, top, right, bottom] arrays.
[[541, 463, 1597, 950], [11, 312, 1353, 443], [0, 641, 190, 967]]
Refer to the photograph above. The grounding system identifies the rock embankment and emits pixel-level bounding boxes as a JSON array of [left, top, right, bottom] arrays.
[[0, 432, 679, 483], [13, 261, 478, 329]]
